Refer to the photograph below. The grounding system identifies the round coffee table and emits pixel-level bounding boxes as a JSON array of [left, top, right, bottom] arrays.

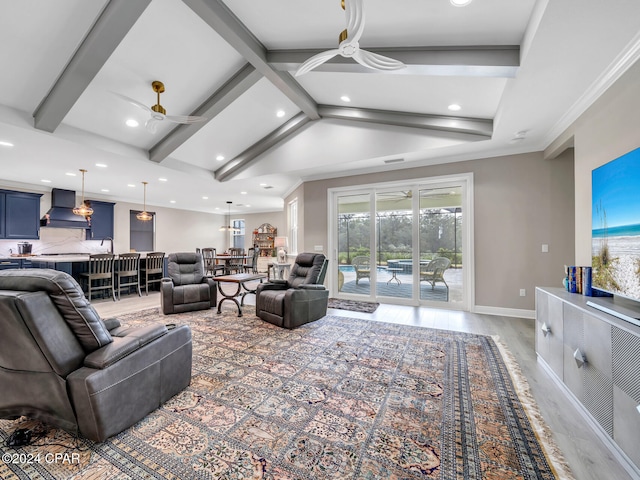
[[387, 268, 402, 285]]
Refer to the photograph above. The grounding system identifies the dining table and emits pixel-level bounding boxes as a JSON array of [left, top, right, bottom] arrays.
[[213, 254, 248, 275]]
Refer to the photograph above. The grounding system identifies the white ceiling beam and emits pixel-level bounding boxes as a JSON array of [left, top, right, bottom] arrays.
[[182, 0, 320, 120], [318, 106, 493, 137], [33, 0, 151, 132], [268, 46, 520, 77], [215, 113, 313, 181], [149, 63, 262, 163]]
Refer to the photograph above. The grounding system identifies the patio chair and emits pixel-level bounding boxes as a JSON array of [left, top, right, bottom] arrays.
[[420, 257, 451, 289], [351, 256, 371, 285]]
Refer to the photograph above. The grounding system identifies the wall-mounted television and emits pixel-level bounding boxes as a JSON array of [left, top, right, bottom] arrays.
[[589, 147, 640, 323]]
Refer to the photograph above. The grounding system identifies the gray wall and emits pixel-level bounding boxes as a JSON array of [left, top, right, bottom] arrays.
[[289, 151, 575, 311], [549, 58, 640, 265]]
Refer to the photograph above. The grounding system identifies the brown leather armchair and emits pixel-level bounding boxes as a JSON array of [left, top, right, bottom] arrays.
[[161, 252, 217, 315], [0, 269, 192, 442], [255, 252, 328, 329]]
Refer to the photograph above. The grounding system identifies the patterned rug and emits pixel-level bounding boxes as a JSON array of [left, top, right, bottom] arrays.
[[328, 297, 380, 313], [0, 306, 572, 479]]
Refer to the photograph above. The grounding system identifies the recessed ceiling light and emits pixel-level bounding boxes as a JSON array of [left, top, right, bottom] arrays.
[[202, 196, 209, 200], [216, 155, 225, 161], [448, 104, 462, 111], [215, 207, 220, 210], [170, 200, 176, 204], [450, 0, 472, 6], [340, 95, 351, 102], [66, 172, 77, 177], [125, 119, 139, 128], [41, 179, 51, 183], [95, 163, 107, 168], [259, 183, 267, 186], [0, 141, 14, 147], [240, 191, 247, 195], [245, 204, 251, 207], [127, 184, 136, 187], [158, 178, 167, 182], [101, 189, 110, 192], [276, 110, 285, 118]]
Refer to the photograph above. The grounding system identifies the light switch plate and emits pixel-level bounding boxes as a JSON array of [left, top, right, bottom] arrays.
[[314, 245, 323, 251]]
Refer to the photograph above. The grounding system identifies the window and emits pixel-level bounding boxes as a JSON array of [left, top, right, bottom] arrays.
[[130, 210, 155, 252], [232, 219, 245, 248], [289, 199, 298, 253]]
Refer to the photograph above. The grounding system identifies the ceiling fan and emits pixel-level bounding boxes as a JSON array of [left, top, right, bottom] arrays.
[[295, 0, 405, 76], [113, 81, 207, 133]]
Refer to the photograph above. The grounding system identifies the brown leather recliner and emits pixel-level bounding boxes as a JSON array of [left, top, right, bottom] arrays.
[[255, 252, 329, 329], [161, 252, 217, 315], [0, 268, 192, 442]]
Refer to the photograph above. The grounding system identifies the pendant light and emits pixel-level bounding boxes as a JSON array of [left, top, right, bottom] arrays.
[[136, 181, 153, 221], [72, 169, 94, 217], [220, 201, 240, 232]]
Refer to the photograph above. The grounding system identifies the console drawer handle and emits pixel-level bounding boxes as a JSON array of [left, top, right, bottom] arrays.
[[573, 348, 587, 368], [541, 323, 551, 336]]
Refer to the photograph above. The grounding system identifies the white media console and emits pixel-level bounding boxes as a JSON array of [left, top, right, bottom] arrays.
[[536, 287, 640, 479]]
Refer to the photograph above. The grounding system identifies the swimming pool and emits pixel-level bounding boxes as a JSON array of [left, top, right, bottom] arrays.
[[338, 265, 389, 274]]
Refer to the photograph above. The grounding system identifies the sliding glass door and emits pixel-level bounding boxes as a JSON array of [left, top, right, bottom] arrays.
[[330, 175, 472, 310], [375, 190, 414, 301], [336, 192, 373, 297]]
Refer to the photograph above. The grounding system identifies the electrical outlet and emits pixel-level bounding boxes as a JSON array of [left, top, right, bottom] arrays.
[[520, 289, 526, 297], [314, 245, 323, 252], [542, 244, 549, 253]]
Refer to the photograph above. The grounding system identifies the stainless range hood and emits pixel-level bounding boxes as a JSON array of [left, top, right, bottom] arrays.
[[40, 188, 90, 229]]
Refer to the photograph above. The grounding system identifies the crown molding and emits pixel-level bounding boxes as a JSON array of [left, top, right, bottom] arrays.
[[543, 30, 640, 148]]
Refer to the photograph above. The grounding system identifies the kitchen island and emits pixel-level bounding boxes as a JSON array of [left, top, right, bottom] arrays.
[[30, 255, 91, 278]]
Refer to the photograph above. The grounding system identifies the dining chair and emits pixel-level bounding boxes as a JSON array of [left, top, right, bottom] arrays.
[[228, 247, 245, 274], [202, 247, 225, 276], [79, 254, 116, 301], [141, 252, 165, 295], [243, 247, 260, 273], [115, 252, 141, 299]]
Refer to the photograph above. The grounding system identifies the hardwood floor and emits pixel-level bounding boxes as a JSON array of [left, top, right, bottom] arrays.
[[93, 293, 633, 480]]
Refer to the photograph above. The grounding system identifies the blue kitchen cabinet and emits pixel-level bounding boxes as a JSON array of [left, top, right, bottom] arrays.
[[1, 190, 42, 239], [87, 200, 115, 241], [0, 258, 33, 269]]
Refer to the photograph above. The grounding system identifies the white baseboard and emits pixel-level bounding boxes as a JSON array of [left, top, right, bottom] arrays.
[[473, 305, 535, 319]]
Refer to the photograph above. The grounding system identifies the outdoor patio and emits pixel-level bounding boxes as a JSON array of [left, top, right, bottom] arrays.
[[337, 265, 463, 303]]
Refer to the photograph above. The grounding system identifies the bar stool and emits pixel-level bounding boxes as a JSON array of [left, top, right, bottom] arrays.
[[80, 254, 116, 301], [115, 253, 141, 299], [141, 252, 165, 295]]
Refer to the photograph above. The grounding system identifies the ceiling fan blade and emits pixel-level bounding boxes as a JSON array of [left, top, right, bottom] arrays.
[[353, 49, 405, 71], [145, 117, 162, 133], [111, 92, 152, 113], [345, 0, 365, 43], [295, 49, 340, 76], [164, 114, 208, 124]]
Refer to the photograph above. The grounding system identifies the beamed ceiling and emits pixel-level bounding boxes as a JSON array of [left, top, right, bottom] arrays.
[[1, 0, 639, 215]]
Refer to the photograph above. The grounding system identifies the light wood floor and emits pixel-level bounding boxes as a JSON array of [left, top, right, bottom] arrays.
[[93, 292, 632, 480]]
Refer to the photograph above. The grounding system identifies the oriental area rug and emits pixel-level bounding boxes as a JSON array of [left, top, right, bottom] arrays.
[[0, 307, 573, 480]]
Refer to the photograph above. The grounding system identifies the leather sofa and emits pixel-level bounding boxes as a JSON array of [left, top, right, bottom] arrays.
[[161, 252, 217, 315], [0, 268, 192, 442], [255, 252, 328, 329]]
